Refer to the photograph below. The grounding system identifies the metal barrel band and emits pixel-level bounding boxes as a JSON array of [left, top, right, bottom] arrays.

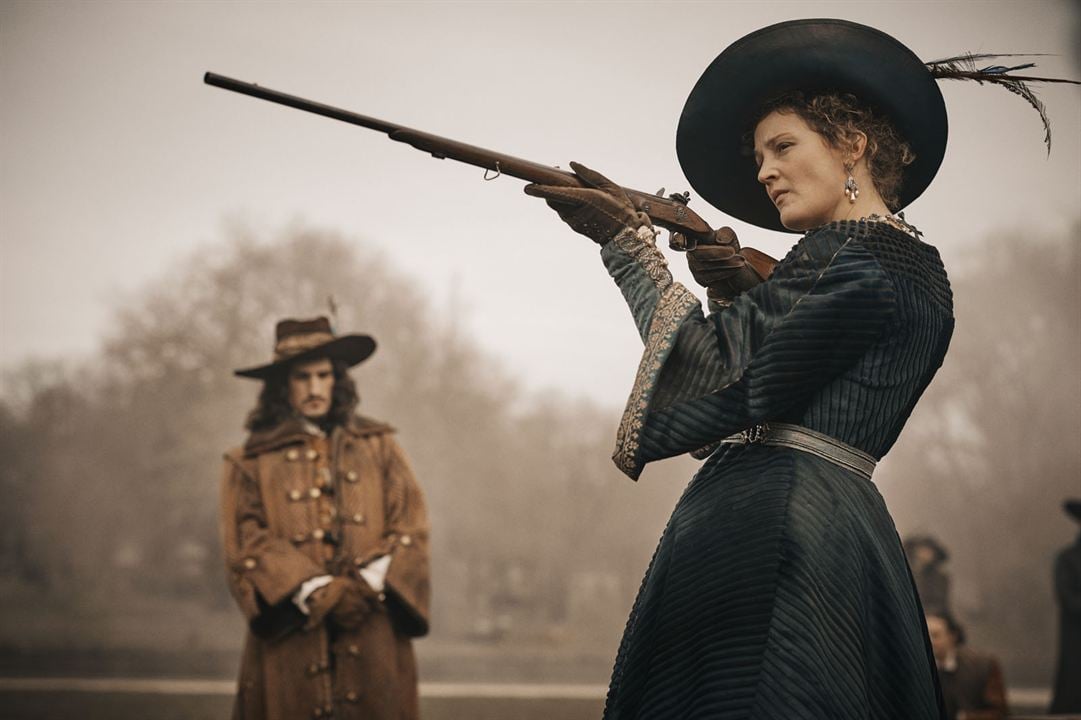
[[721, 422, 876, 480]]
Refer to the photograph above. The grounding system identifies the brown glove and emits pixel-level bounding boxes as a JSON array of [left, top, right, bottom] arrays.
[[524, 161, 651, 245], [687, 228, 774, 304], [328, 578, 384, 630], [305, 577, 382, 631], [304, 577, 347, 630]]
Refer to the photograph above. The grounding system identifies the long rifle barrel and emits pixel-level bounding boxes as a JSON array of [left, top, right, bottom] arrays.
[[203, 72, 717, 243]]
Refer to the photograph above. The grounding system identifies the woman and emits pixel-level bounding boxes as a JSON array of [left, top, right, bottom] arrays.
[[523, 19, 1017, 720]]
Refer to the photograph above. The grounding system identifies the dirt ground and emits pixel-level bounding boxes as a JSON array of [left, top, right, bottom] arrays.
[[0, 691, 605, 720]]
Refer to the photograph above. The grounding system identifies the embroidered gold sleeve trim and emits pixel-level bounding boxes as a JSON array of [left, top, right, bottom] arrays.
[[612, 225, 673, 291], [612, 283, 699, 478]]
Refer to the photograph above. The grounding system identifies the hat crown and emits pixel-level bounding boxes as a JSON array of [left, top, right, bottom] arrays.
[[272, 316, 337, 362], [275, 316, 333, 342]]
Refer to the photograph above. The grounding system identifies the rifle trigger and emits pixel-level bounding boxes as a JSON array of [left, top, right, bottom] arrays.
[[483, 162, 502, 181]]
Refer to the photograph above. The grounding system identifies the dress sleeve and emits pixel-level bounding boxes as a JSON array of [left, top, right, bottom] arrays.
[[601, 225, 897, 479], [219, 452, 324, 638], [379, 435, 431, 637]]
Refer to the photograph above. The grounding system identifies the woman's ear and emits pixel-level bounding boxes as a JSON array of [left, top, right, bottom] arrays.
[[848, 130, 869, 164]]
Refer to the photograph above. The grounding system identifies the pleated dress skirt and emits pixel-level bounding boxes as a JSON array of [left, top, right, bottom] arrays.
[[602, 443, 945, 720]]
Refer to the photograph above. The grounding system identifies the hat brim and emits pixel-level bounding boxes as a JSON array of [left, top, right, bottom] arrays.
[[1065, 500, 1081, 522], [676, 19, 948, 233], [234, 335, 376, 380]]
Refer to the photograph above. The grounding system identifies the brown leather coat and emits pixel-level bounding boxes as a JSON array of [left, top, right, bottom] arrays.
[[220, 415, 430, 720]]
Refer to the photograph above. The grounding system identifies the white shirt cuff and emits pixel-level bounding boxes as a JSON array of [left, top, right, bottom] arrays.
[[292, 574, 334, 615], [358, 554, 392, 593]]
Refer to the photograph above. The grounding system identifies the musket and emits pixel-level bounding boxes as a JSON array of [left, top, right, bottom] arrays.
[[203, 72, 768, 263]]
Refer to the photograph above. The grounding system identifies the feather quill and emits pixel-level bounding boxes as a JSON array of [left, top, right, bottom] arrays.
[[926, 53, 1080, 153]]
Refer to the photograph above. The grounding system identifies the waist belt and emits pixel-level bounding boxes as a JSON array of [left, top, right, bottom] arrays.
[[721, 422, 877, 480]]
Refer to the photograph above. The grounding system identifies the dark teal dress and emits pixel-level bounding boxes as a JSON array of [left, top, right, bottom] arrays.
[[599, 220, 952, 719]]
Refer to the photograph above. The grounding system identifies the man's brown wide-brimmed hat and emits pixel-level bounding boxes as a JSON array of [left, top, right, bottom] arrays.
[[234, 316, 376, 380], [1065, 499, 1081, 523]]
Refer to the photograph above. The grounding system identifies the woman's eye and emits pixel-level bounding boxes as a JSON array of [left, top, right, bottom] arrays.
[[777, 142, 792, 152]]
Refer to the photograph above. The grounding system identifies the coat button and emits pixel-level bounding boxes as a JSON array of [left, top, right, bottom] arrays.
[[346, 691, 359, 702], [308, 662, 319, 675], [312, 528, 325, 541], [345, 470, 358, 482], [352, 513, 364, 524], [309, 487, 321, 499], [286, 449, 299, 461], [400, 535, 412, 546], [293, 533, 307, 544], [306, 449, 319, 461], [378, 592, 386, 602], [348, 644, 360, 656], [243, 558, 257, 570], [312, 708, 323, 718], [289, 489, 302, 501]]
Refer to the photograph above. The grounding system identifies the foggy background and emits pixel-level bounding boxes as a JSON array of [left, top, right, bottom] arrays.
[[1, 0, 1079, 708]]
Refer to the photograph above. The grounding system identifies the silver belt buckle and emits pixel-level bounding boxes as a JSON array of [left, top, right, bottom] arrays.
[[740, 423, 770, 444]]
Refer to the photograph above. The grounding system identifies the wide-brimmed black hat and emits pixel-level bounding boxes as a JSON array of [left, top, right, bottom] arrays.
[[677, 19, 948, 233], [234, 316, 376, 380], [1065, 499, 1081, 523]]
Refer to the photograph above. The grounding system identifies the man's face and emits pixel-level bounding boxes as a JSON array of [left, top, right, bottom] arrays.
[[925, 614, 957, 663], [287, 357, 335, 420]]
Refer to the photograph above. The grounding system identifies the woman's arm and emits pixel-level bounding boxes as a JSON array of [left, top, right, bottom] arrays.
[[603, 225, 896, 478]]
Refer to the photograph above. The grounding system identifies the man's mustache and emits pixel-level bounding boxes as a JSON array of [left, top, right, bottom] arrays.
[[303, 395, 328, 403]]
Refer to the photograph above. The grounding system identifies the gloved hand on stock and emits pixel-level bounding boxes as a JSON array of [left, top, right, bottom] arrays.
[[524, 161, 651, 245], [686, 228, 775, 304]]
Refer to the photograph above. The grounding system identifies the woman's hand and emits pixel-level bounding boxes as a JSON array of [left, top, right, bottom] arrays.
[[687, 229, 773, 304], [524, 161, 651, 244]]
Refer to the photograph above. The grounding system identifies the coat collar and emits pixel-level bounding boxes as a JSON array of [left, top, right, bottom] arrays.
[[243, 414, 394, 456]]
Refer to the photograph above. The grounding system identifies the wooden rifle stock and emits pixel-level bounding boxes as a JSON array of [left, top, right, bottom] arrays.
[[204, 72, 724, 249]]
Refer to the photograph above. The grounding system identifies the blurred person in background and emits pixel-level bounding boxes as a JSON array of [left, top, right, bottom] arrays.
[[905, 534, 952, 614], [1050, 499, 1081, 713], [926, 611, 1008, 720], [220, 316, 430, 720]]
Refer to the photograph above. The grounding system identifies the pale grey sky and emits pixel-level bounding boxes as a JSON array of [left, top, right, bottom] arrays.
[[2, 0, 1079, 406]]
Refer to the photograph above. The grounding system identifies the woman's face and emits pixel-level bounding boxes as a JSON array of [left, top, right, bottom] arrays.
[[753, 110, 850, 231]]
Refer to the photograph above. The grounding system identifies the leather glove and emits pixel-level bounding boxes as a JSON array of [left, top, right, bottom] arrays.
[[524, 161, 652, 245], [329, 578, 384, 630], [305, 576, 348, 630], [305, 577, 382, 631], [687, 228, 775, 304]]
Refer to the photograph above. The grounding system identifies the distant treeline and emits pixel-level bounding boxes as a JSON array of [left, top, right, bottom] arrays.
[[0, 225, 687, 657], [1, 222, 1077, 686]]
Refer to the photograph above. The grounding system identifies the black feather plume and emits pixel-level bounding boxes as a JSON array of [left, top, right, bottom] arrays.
[[926, 53, 1080, 153]]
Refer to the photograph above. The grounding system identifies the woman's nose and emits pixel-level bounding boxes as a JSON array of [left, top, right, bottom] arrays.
[[757, 160, 776, 185]]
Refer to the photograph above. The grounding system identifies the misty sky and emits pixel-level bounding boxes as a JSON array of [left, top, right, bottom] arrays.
[[2, 0, 1079, 407]]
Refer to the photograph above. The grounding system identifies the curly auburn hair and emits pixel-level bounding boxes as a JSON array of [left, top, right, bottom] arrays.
[[752, 91, 916, 211], [244, 357, 359, 432]]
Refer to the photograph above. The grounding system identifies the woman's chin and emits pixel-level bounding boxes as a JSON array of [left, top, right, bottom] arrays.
[[779, 212, 812, 232]]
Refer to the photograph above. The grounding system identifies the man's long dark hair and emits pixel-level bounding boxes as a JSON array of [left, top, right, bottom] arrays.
[[244, 357, 359, 432]]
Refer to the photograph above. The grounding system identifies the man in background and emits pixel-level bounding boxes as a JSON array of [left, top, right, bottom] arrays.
[[220, 316, 430, 720], [926, 610, 1008, 720], [905, 534, 952, 614], [1050, 499, 1081, 713]]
